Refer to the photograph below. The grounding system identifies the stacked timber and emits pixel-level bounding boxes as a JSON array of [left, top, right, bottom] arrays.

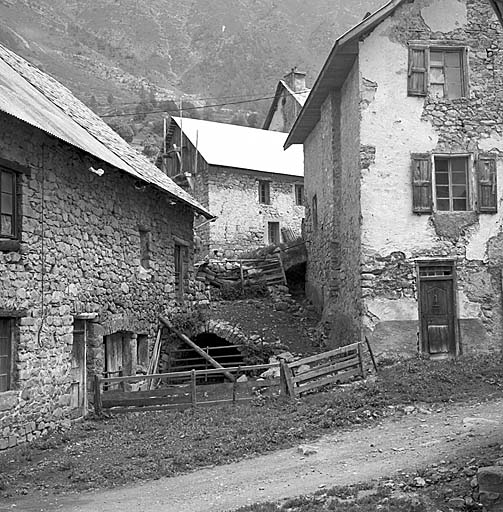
[[196, 256, 286, 288]]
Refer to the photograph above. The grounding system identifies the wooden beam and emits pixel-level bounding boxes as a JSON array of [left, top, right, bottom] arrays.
[[159, 316, 235, 382]]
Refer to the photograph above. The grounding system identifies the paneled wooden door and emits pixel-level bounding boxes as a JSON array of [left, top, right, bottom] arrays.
[[419, 264, 457, 357]]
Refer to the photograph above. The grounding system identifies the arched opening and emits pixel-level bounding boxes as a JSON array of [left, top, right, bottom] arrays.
[[168, 332, 244, 381], [285, 261, 306, 297]]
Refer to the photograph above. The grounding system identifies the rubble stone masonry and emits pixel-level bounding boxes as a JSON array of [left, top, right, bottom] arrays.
[[359, 0, 503, 358], [0, 113, 206, 449]]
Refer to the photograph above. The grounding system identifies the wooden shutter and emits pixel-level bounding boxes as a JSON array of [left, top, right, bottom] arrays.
[[477, 154, 497, 213], [408, 47, 428, 96], [411, 154, 432, 213]]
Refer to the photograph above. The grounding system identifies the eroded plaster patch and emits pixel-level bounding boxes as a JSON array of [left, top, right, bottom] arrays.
[[421, 0, 467, 33], [359, 17, 439, 255], [479, 132, 503, 154], [431, 211, 478, 241], [366, 298, 419, 322]]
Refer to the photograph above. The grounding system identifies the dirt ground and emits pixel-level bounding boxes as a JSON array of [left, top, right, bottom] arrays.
[[2, 396, 503, 512]]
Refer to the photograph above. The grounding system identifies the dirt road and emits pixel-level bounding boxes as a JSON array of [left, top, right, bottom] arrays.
[[3, 398, 503, 512]]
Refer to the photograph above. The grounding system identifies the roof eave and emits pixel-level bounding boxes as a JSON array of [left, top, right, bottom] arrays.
[[490, 0, 503, 25], [285, 0, 405, 148]]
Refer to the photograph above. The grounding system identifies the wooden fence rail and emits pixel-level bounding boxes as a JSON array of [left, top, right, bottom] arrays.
[[94, 363, 279, 414], [280, 342, 365, 397]]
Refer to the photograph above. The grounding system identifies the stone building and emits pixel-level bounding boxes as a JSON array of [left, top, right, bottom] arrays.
[[286, 0, 503, 360], [163, 117, 304, 258], [0, 43, 211, 449], [263, 69, 311, 133]]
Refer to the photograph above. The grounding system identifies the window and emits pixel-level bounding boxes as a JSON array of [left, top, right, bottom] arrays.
[[1, 168, 17, 239], [258, 180, 271, 204], [267, 221, 280, 245], [434, 157, 468, 211], [411, 153, 497, 213], [0, 318, 12, 392], [294, 184, 304, 206], [312, 194, 318, 231], [139, 229, 151, 270], [408, 46, 467, 99], [174, 243, 185, 299]]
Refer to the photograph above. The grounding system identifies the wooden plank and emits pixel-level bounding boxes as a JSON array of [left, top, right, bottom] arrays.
[[301, 353, 360, 375], [103, 386, 190, 400], [295, 367, 362, 396], [292, 358, 360, 384], [358, 343, 366, 379], [102, 395, 192, 408], [365, 336, 378, 374], [289, 343, 360, 368], [160, 316, 235, 382]]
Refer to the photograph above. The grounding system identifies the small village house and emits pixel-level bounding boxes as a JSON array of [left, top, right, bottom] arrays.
[[0, 43, 211, 449], [263, 68, 310, 133], [163, 117, 304, 258], [286, 0, 503, 360]]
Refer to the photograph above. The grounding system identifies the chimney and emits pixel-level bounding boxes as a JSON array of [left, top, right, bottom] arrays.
[[283, 67, 307, 93]]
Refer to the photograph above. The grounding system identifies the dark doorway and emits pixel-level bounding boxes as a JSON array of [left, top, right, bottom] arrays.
[[418, 262, 457, 358]]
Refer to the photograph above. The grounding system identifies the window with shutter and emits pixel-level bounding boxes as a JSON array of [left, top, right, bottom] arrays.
[[408, 45, 467, 98], [0, 168, 17, 239], [477, 155, 497, 213], [411, 154, 432, 213], [408, 47, 428, 96]]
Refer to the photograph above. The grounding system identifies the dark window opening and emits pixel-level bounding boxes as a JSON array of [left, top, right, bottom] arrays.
[[174, 243, 186, 300], [139, 229, 151, 270], [258, 181, 271, 204], [295, 184, 304, 206], [312, 194, 318, 231], [0, 168, 17, 239], [0, 318, 13, 392]]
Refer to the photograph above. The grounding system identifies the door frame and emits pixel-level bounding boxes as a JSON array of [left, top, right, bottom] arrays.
[[416, 259, 461, 358]]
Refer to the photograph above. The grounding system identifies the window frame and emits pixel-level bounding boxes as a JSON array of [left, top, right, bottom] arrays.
[[0, 317, 14, 393], [312, 194, 318, 231], [294, 183, 304, 206], [267, 221, 280, 245], [432, 154, 472, 212], [407, 43, 468, 99], [0, 166, 18, 241], [258, 180, 271, 205]]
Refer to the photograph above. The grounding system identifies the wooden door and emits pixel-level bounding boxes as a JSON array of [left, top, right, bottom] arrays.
[[71, 320, 87, 416], [104, 333, 124, 390], [419, 274, 456, 356]]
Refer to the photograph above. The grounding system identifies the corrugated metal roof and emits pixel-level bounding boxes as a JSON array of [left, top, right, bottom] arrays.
[[171, 117, 304, 177], [0, 43, 211, 217]]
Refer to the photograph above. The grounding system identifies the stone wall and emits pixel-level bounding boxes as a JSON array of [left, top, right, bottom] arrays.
[[206, 166, 305, 258], [358, 0, 503, 358], [0, 112, 207, 449]]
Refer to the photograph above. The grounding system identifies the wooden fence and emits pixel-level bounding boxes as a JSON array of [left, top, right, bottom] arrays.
[[93, 363, 279, 414], [280, 342, 365, 397]]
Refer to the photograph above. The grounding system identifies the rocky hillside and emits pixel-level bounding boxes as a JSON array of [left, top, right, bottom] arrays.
[[0, 0, 381, 154]]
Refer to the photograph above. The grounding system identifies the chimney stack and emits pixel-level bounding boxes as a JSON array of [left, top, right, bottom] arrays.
[[283, 67, 306, 93]]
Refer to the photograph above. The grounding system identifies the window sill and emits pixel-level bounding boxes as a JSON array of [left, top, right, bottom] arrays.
[[0, 239, 20, 252]]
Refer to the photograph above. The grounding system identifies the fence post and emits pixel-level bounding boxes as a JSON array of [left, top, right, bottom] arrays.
[[358, 343, 366, 379], [280, 360, 294, 398], [191, 369, 197, 408], [94, 374, 103, 415]]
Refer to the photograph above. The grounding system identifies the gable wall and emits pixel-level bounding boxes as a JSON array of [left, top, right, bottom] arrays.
[[0, 113, 206, 449], [267, 90, 302, 133], [206, 166, 305, 257], [358, 0, 503, 358]]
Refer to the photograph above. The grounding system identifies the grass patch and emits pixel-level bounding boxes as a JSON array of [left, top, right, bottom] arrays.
[[1, 354, 502, 497]]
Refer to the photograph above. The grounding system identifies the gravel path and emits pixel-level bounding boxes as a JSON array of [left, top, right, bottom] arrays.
[[3, 398, 503, 512]]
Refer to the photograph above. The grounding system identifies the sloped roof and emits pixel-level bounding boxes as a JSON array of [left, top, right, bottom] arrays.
[[285, 0, 406, 147], [286, 0, 503, 148], [262, 79, 310, 130], [0, 43, 211, 217], [170, 117, 304, 177]]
